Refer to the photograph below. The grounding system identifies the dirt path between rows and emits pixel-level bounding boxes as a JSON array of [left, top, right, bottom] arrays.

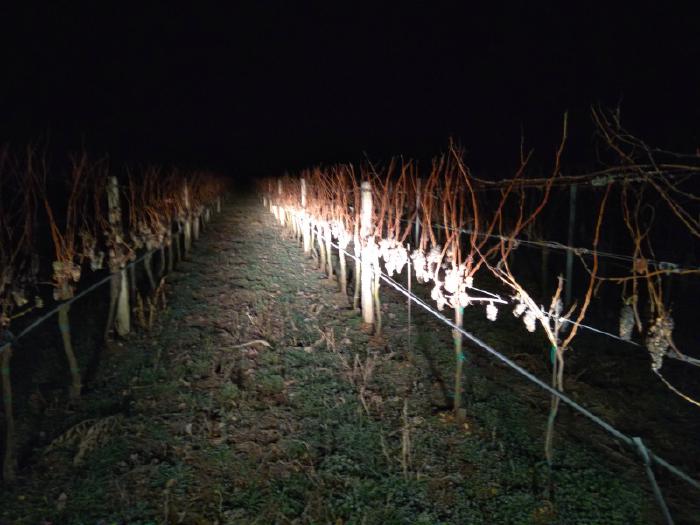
[[1, 196, 671, 524]]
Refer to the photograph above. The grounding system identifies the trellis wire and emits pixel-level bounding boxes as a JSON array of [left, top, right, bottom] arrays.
[[444, 267, 642, 347], [394, 218, 696, 350], [402, 218, 699, 273], [325, 237, 700, 503], [465, 167, 696, 191], [634, 436, 675, 524], [0, 248, 161, 357], [275, 195, 689, 357], [295, 209, 680, 358]]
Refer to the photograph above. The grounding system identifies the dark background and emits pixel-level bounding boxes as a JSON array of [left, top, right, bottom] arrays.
[[0, 2, 698, 178]]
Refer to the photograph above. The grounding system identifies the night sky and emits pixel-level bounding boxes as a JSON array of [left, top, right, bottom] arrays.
[[1, 3, 698, 178]]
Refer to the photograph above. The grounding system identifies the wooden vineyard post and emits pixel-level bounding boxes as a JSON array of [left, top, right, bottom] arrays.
[[301, 178, 311, 255], [192, 185, 200, 242], [338, 223, 348, 297], [192, 211, 200, 242], [1, 345, 15, 483], [183, 182, 192, 256], [325, 224, 333, 279], [128, 262, 137, 305], [453, 306, 466, 422], [353, 219, 361, 310], [373, 256, 382, 334], [167, 229, 175, 274], [318, 223, 326, 271], [339, 246, 347, 295], [116, 270, 131, 338], [107, 176, 131, 337], [360, 181, 374, 326], [292, 209, 300, 239], [267, 180, 273, 211], [277, 179, 285, 227], [174, 223, 182, 264], [297, 205, 303, 241], [407, 246, 414, 360]]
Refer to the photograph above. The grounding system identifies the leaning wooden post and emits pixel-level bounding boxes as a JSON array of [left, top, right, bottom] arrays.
[[107, 176, 130, 337], [1, 344, 16, 483], [360, 181, 374, 326], [301, 178, 311, 255]]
